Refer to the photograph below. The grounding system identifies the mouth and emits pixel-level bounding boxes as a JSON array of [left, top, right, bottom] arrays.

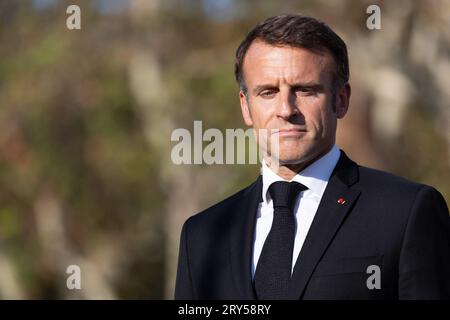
[[274, 128, 307, 137]]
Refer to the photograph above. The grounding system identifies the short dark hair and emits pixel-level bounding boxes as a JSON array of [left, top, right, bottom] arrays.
[[234, 14, 349, 95]]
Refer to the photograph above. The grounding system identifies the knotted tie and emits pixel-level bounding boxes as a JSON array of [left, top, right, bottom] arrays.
[[254, 181, 307, 299]]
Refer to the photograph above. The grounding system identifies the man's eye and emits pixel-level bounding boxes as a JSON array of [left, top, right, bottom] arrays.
[[260, 90, 277, 97], [295, 87, 315, 95]]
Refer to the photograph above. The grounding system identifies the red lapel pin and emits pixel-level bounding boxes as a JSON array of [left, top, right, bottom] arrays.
[[337, 197, 346, 205]]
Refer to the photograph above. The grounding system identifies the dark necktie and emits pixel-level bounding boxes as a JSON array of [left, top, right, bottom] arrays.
[[254, 181, 307, 300]]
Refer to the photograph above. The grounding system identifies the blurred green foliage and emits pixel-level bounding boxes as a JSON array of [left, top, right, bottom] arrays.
[[0, 0, 448, 299]]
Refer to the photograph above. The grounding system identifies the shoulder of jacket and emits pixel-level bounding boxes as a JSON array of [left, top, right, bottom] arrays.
[[185, 176, 260, 226]]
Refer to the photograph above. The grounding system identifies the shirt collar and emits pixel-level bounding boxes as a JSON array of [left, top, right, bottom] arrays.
[[261, 144, 341, 203]]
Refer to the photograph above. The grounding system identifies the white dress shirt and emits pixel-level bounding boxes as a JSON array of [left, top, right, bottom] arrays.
[[251, 144, 341, 278]]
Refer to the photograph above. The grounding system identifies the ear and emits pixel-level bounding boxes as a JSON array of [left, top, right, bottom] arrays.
[[239, 90, 253, 126], [335, 83, 351, 119]]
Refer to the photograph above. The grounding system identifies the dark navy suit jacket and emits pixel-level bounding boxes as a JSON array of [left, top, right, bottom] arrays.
[[175, 151, 450, 299]]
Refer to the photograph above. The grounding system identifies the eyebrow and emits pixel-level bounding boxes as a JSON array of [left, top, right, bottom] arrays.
[[252, 82, 324, 95]]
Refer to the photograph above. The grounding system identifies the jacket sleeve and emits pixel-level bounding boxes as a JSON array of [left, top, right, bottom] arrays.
[[398, 185, 450, 299], [174, 219, 195, 299]]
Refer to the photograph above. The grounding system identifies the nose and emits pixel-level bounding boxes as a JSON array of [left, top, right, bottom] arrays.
[[276, 88, 298, 120]]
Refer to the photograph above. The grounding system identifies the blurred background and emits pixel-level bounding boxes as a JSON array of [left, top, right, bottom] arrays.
[[0, 0, 449, 299]]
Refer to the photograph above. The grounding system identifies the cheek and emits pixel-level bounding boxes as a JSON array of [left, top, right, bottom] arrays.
[[306, 99, 335, 134], [319, 111, 337, 138], [303, 108, 324, 134], [249, 103, 274, 129]]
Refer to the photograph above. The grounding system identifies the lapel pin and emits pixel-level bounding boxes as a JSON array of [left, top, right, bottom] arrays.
[[337, 198, 346, 205]]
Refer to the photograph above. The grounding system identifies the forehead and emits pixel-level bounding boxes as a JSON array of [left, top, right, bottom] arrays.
[[242, 41, 335, 84]]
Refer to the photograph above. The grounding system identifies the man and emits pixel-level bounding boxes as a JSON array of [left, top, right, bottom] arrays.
[[174, 14, 450, 300]]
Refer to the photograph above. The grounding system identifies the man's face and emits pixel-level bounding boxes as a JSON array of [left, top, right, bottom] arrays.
[[239, 41, 350, 167]]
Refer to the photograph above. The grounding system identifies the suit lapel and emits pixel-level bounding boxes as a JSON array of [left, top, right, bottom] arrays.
[[287, 151, 361, 299], [228, 175, 262, 300]]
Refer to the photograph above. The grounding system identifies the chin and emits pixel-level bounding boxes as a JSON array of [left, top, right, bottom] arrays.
[[274, 150, 307, 165], [275, 145, 319, 165]]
